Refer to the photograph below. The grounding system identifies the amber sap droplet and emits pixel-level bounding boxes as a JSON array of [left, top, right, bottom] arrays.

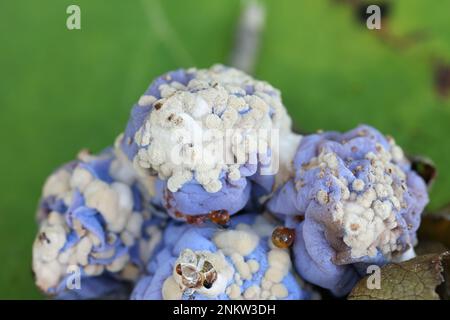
[[271, 227, 295, 249], [209, 210, 230, 226]]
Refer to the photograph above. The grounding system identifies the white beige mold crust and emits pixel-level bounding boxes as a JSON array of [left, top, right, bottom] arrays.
[[132, 65, 296, 193], [114, 134, 158, 198], [33, 150, 163, 293], [301, 137, 416, 261], [161, 214, 298, 300]]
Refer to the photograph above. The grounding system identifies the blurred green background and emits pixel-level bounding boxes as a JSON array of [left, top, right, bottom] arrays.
[[0, 0, 449, 299]]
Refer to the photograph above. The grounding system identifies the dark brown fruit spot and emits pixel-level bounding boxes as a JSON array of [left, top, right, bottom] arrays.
[[186, 215, 207, 225], [38, 232, 50, 244], [209, 210, 230, 226], [271, 227, 296, 249], [154, 101, 163, 110], [175, 264, 182, 275], [174, 211, 183, 218], [163, 190, 174, 210]]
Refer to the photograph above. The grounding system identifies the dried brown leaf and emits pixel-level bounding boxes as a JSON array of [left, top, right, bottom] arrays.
[[348, 252, 449, 300], [409, 155, 437, 188], [419, 207, 450, 249]]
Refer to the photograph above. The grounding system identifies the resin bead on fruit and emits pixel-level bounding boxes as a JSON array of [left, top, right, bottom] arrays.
[[119, 64, 301, 222], [267, 125, 429, 296], [271, 226, 296, 249]]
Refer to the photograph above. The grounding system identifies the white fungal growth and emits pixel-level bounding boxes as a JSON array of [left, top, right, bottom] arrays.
[[163, 216, 297, 300], [316, 190, 329, 205], [213, 229, 259, 256], [352, 179, 365, 192], [226, 284, 241, 300], [248, 259, 260, 273], [84, 180, 123, 232], [302, 139, 411, 259], [162, 277, 183, 300], [230, 253, 252, 280], [32, 221, 68, 291], [34, 223, 66, 263], [275, 132, 302, 190], [114, 135, 157, 198], [271, 283, 288, 299], [244, 285, 261, 299], [32, 151, 160, 294], [42, 169, 72, 198], [139, 225, 163, 264], [70, 167, 94, 192], [138, 95, 157, 107], [133, 65, 293, 192]]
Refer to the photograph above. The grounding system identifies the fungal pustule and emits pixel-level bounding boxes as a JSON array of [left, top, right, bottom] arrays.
[[267, 125, 429, 296], [131, 213, 312, 300], [32, 148, 166, 299], [119, 65, 300, 221]]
